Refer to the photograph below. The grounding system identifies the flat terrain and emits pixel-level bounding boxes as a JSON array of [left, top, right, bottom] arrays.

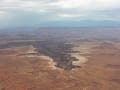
[[0, 27, 120, 90]]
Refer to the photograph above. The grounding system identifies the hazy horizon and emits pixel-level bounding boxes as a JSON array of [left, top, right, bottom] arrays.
[[0, 0, 120, 28]]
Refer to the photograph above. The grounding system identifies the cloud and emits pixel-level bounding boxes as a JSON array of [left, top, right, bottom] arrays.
[[50, 0, 120, 10], [0, 10, 11, 19], [58, 14, 81, 18], [0, 0, 120, 28]]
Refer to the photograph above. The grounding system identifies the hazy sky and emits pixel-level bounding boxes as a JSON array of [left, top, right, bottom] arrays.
[[0, 0, 120, 28]]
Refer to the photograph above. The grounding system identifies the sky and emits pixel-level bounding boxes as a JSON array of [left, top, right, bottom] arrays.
[[0, 0, 120, 28]]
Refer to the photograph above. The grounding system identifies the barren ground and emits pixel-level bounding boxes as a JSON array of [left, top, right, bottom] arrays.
[[0, 42, 120, 90]]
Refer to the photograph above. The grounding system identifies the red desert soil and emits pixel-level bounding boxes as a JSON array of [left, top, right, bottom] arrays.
[[0, 44, 120, 90]]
